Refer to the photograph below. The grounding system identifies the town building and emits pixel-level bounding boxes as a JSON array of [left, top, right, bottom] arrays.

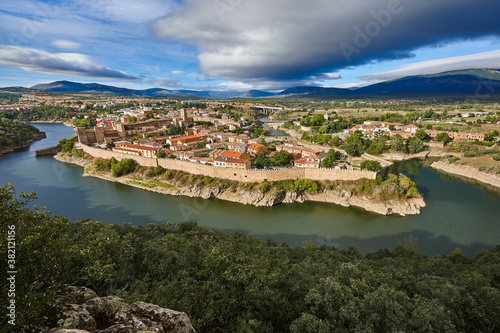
[[247, 143, 268, 156], [294, 154, 322, 168]]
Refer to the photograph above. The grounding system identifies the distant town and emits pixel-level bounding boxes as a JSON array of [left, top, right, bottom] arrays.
[[2, 92, 500, 180]]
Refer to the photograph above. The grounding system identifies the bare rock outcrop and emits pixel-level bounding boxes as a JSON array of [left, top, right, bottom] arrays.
[[431, 160, 500, 189], [56, 153, 426, 215], [48, 286, 195, 333]]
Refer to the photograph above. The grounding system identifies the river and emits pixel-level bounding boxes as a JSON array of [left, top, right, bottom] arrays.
[[1, 123, 499, 257]]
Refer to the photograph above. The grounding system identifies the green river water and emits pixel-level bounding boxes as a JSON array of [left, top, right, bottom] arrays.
[[1, 123, 499, 257]]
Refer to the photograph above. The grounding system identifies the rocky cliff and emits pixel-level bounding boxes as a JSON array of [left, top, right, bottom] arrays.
[[54, 154, 425, 216], [44, 285, 195, 333]]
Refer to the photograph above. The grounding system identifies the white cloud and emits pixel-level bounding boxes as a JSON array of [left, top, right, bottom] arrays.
[[171, 70, 186, 75], [360, 50, 500, 82], [310, 72, 342, 81], [51, 39, 82, 50], [332, 82, 372, 89], [153, 0, 500, 83], [197, 76, 216, 82], [0, 45, 140, 80], [72, 0, 178, 23], [217, 81, 253, 91], [148, 77, 181, 86]]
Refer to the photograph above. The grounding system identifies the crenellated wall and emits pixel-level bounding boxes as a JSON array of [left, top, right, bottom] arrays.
[[81, 144, 377, 182]]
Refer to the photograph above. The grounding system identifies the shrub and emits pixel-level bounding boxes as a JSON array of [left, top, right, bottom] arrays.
[[111, 159, 138, 177], [59, 138, 74, 153], [443, 154, 460, 163], [406, 186, 420, 198], [258, 181, 270, 194], [94, 159, 112, 172], [493, 153, 500, 161], [144, 168, 153, 178], [478, 165, 486, 172], [464, 150, 478, 157], [294, 179, 318, 193]]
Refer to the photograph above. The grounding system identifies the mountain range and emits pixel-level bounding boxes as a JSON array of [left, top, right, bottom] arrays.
[[1, 69, 500, 99]]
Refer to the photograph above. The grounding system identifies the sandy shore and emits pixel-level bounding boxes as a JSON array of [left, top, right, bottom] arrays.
[[29, 120, 75, 128]]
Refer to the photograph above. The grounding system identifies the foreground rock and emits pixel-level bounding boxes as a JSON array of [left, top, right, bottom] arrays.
[[47, 286, 195, 333], [431, 160, 500, 189], [54, 153, 425, 216]]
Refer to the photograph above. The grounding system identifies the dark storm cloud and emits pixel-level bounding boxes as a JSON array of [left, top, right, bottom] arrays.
[[153, 0, 500, 82]]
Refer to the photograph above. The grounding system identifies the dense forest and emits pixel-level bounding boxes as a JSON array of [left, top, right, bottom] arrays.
[[0, 117, 43, 148], [0, 92, 21, 104], [5, 105, 74, 121], [1, 184, 499, 332]]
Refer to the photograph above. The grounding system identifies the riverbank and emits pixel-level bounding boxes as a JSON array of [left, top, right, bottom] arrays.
[[54, 153, 426, 216], [0, 131, 46, 156], [29, 120, 75, 127], [430, 160, 500, 189]]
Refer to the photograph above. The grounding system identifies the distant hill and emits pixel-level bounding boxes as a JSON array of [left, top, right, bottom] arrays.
[[26, 80, 272, 99], [277, 86, 348, 97], [352, 72, 500, 97], [2, 68, 500, 99], [426, 68, 500, 81], [31, 81, 144, 97], [276, 70, 500, 98], [0, 86, 39, 93]]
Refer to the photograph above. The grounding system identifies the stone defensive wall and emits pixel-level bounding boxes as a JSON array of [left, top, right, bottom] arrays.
[[81, 144, 377, 183], [124, 119, 171, 130]]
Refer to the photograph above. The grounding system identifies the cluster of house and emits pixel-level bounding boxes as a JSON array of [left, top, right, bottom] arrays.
[[119, 107, 196, 128], [425, 130, 485, 141], [348, 121, 485, 141], [109, 126, 273, 170], [275, 143, 326, 168], [107, 123, 333, 170], [348, 121, 419, 139]]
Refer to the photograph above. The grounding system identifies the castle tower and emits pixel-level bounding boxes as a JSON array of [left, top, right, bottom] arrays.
[[180, 109, 188, 121]]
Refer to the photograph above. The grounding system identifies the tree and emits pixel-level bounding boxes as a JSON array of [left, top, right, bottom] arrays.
[[156, 150, 167, 158], [59, 138, 74, 153], [253, 153, 272, 168], [435, 132, 452, 144], [332, 136, 342, 147], [311, 114, 325, 126], [484, 130, 499, 142], [415, 128, 427, 140], [344, 131, 365, 157], [111, 158, 138, 177], [360, 160, 382, 171], [301, 131, 310, 141], [0, 184, 119, 329], [391, 135, 407, 153], [322, 149, 336, 168], [87, 115, 96, 128], [168, 124, 184, 136], [196, 141, 207, 149], [273, 150, 293, 167], [408, 139, 424, 154]]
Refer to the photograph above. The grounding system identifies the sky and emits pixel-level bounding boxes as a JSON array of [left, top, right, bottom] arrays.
[[0, 0, 500, 92]]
